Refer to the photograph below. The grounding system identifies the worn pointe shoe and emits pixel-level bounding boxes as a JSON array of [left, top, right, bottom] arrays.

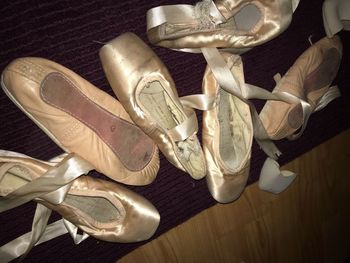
[[323, 0, 350, 37], [0, 151, 160, 262], [99, 33, 206, 180], [1, 57, 159, 185], [259, 36, 343, 140], [147, 0, 300, 51], [202, 54, 253, 203]]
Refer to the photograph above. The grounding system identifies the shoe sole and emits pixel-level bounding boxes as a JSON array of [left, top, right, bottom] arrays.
[[1, 73, 70, 153]]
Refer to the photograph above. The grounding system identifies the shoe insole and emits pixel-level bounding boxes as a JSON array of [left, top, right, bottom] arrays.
[[0, 165, 120, 224], [232, 4, 261, 32], [218, 89, 250, 171], [304, 47, 341, 95], [139, 81, 185, 130], [64, 195, 120, 223], [40, 72, 154, 171]]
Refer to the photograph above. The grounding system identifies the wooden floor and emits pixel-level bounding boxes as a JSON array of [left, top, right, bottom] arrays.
[[119, 130, 350, 263]]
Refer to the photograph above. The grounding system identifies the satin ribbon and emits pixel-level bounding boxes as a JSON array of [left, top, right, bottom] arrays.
[[147, 5, 196, 31], [314, 85, 341, 112], [292, 0, 300, 12], [168, 110, 199, 142], [19, 204, 52, 261], [201, 48, 283, 158], [147, 0, 226, 31], [270, 75, 340, 140], [0, 218, 87, 262], [147, 1, 223, 54], [180, 94, 216, 110], [63, 219, 89, 244], [0, 151, 93, 262], [166, 94, 216, 142], [258, 157, 297, 194], [286, 86, 340, 140]]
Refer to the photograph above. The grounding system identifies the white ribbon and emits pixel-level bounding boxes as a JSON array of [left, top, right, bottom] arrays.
[[314, 85, 341, 112], [0, 216, 90, 263], [0, 215, 68, 263], [63, 219, 89, 244], [292, 0, 300, 12], [180, 94, 216, 110], [168, 110, 199, 142], [165, 94, 217, 142], [0, 153, 93, 212], [286, 86, 340, 140], [258, 157, 297, 194], [146, 0, 226, 31]]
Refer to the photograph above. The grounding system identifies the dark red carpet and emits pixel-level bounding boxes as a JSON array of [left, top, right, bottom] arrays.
[[0, 0, 349, 262]]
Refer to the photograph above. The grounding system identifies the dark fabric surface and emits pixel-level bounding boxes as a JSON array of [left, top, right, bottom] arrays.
[[0, 0, 349, 262]]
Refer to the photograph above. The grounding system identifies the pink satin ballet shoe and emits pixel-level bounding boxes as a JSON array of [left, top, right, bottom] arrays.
[[147, 0, 300, 52], [202, 54, 253, 203], [1, 57, 159, 186], [0, 150, 160, 262], [259, 36, 342, 140]]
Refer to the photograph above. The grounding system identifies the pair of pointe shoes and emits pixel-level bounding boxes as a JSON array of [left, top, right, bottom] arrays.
[[1, 55, 162, 258], [2, 50, 206, 182], [205, 36, 342, 201], [0, 31, 212, 257], [146, 0, 343, 202]]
